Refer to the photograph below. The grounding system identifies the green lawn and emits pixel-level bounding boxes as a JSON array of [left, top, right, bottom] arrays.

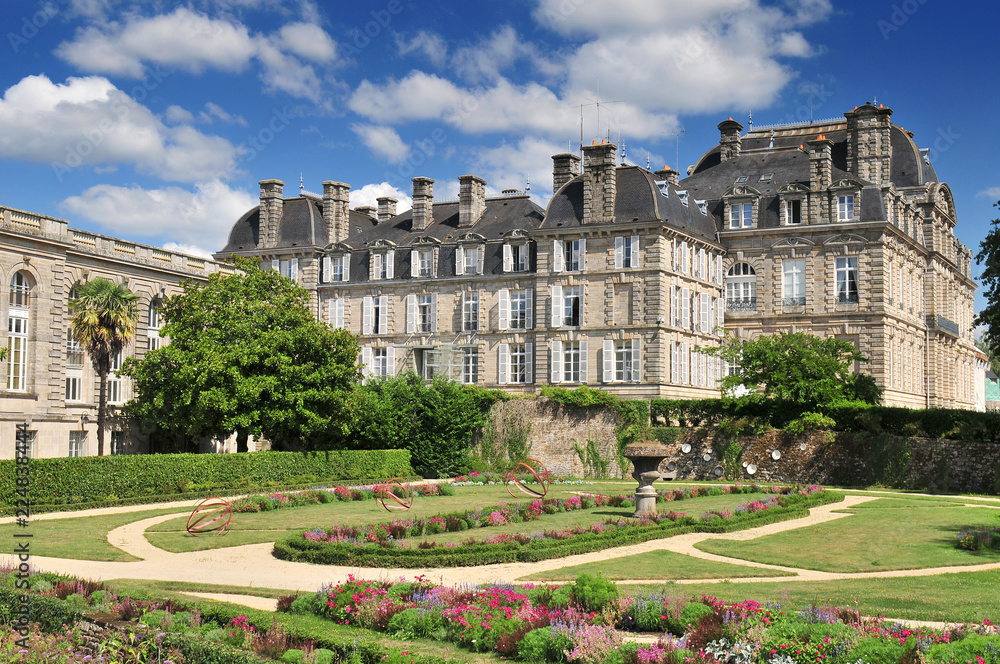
[[519, 549, 792, 581], [695, 498, 1000, 572], [628, 569, 1000, 623]]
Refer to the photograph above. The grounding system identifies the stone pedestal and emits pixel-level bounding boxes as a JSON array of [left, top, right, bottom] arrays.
[[624, 442, 671, 519]]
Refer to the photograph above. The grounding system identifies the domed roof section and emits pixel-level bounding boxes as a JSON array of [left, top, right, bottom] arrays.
[[891, 125, 938, 186], [221, 206, 260, 252], [276, 197, 327, 247]]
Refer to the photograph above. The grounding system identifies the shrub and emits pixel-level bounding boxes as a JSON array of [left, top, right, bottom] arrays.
[[572, 573, 619, 612], [518, 627, 553, 663], [679, 602, 715, 631]]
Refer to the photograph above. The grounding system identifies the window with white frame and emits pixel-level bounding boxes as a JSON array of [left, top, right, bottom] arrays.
[[838, 195, 855, 221], [328, 298, 345, 329], [725, 263, 756, 312], [417, 294, 434, 333], [603, 338, 641, 383], [417, 249, 434, 277], [8, 273, 30, 392], [362, 295, 388, 335], [504, 243, 530, 272], [361, 346, 395, 380], [69, 430, 85, 457], [563, 287, 582, 327], [462, 291, 479, 332], [273, 258, 299, 281], [147, 302, 161, 352], [551, 340, 587, 384], [782, 259, 806, 306], [498, 343, 532, 384], [510, 290, 528, 329], [554, 239, 585, 273], [615, 235, 639, 269], [373, 251, 394, 280], [65, 329, 83, 402], [729, 202, 753, 229], [107, 349, 124, 405], [325, 255, 348, 282], [463, 245, 480, 275], [681, 287, 691, 329], [785, 199, 803, 225], [700, 293, 711, 333], [372, 348, 388, 377], [462, 348, 478, 384], [835, 256, 859, 303]]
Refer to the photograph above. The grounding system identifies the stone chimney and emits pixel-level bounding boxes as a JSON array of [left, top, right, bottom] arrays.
[[322, 181, 350, 244], [411, 177, 434, 232], [258, 179, 284, 248], [458, 175, 487, 228], [807, 135, 834, 190], [845, 102, 893, 186], [356, 206, 376, 219], [718, 118, 744, 162], [654, 166, 680, 187], [582, 141, 617, 225], [376, 196, 397, 224], [552, 153, 582, 192]]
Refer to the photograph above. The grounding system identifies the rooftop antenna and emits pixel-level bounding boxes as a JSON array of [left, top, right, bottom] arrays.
[[578, 78, 622, 149], [768, 129, 775, 150], [810, 103, 814, 124], [663, 129, 687, 173], [747, 111, 753, 133], [646, 152, 651, 170], [525, 177, 531, 193], [299, 173, 304, 195]]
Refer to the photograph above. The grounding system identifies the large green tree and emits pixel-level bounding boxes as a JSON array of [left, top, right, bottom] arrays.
[[975, 202, 1000, 351], [70, 278, 140, 456], [122, 259, 360, 452], [702, 331, 881, 408]]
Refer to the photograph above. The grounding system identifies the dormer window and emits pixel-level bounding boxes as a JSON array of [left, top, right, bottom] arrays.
[[785, 199, 802, 225], [654, 180, 669, 196], [729, 202, 753, 229], [322, 254, 350, 282], [759, 173, 773, 183], [695, 199, 708, 215], [372, 249, 395, 280], [503, 242, 530, 273], [735, 176, 748, 184], [455, 236, 485, 276], [838, 195, 856, 221], [676, 190, 689, 207]]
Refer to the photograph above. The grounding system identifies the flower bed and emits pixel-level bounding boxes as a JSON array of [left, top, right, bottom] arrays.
[[272, 485, 840, 568], [957, 526, 1000, 552], [230, 482, 455, 514]]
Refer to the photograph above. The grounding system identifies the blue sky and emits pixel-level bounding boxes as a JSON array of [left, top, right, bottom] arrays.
[[2, 0, 998, 312]]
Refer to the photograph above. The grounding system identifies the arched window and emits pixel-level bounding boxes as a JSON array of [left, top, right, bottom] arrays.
[[8, 272, 31, 391], [725, 263, 756, 313], [148, 301, 161, 351]]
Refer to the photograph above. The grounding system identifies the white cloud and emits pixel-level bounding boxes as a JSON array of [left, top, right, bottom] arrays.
[[162, 242, 215, 260], [203, 102, 247, 125], [277, 22, 338, 62], [165, 105, 195, 124], [451, 26, 562, 83], [471, 137, 565, 202], [349, 182, 413, 212], [255, 36, 325, 103], [60, 180, 257, 253], [55, 8, 257, 77], [978, 187, 1000, 199], [350, 123, 410, 163], [0, 75, 240, 182], [395, 31, 448, 67]]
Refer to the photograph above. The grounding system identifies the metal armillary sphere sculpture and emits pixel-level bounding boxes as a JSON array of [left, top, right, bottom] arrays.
[[375, 478, 414, 511], [186, 497, 233, 537], [506, 458, 548, 499]]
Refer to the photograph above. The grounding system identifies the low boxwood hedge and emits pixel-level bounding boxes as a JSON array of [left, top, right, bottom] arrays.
[[0, 450, 413, 514], [273, 490, 842, 567]]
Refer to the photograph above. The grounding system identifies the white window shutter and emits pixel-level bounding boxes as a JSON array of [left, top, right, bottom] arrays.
[[362, 296, 373, 335], [271, 258, 279, 272], [476, 244, 485, 274], [701, 293, 711, 332], [410, 250, 419, 278], [406, 294, 416, 334], [373, 253, 382, 280], [322, 256, 331, 283], [603, 339, 614, 383], [671, 341, 679, 383], [716, 255, 723, 285], [498, 344, 509, 385], [503, 244, 513, 272], [717, 294, 725, 332], [551, 340, 563, 383], [579, 340, 589, 383], [430, 294, 438, 332], [672, 239, 679, 271], [631, 235, 640, 268], [551, 285, 562, 328], [578, 238, 587, 272], [614, 236, 624, 269], [682, 287, 690, 329], [682, 242, 689, 274], [498, 289, 510, 330], [525, 288, 534, 328], [580, 285, 586, 327], [290, 258, 299, 281], [387, 346, 395, 377], [699, 248, 706, 278], [708, 252, 714, 282], [335, 299, 345, 328], [455, 245, 464, 276], [379, 296, 389, 334], [361, 347, 372, 379], [343, 256, 350, 282], [525, 343, 534, 383], [631, 337, 641, 383], [386, 251, 395, 279], [681, 343, 689, 384], [692, 293, 699, 332], [670, 285, 678, 326], [553, 240, 564, 272]]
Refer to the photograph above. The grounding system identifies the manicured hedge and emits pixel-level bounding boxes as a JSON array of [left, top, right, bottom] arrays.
[[650, 398, 1000, 443], [273, 491, 842, 567], [0, 450, 413, 513]]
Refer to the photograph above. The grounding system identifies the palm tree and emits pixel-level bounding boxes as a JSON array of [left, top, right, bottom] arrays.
[[70, 278, 139, 456]]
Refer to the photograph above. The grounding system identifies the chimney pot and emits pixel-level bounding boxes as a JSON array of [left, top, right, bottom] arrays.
[[376, 196, 398, 224], [322, 181, 350, 244], [717, 118, 744, 162], [458, 175, 487, 228], [258, 179, 284, 248], [582, 141, 618, 225], [552, 152, 582, 192], [411, 177, 435, 232]]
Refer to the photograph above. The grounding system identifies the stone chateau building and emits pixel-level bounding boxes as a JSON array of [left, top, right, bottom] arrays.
[[0, 102, 979, 458]]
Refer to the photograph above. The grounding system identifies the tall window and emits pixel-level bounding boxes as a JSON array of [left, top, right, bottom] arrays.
[[563, 341, 582, 383], [785, 199, 802, 225], [510, 290, 528, 329], [463, 246, 479, 275], [725, 263, 756, 312], [563, 287, 582, 327], [69, 431, 86, 457], [275, 258, 299, 280], [8, 273, 30, 391], [373, 251, 393, 280], [838, 195, 855, 221], [615, 341, 634, 382], [372, 348, 388, 378], [504, 243, 529, 272], [782, 259, 806, 306], [417, 294, 433, 333], [418, 249, 433, 277], [565, 239, 582, 271], [463, 292, 479, 332], [729, 202, 753, 229], [835, 257, 859, 303], [462, 348, 478, 384], [107, 350, 124, 405], [147, 302, 161, 352], [331, 256, 346, 282], [65, 329, 84, 402], [509, 343, 528, 383], [615, 235, 638, 269]]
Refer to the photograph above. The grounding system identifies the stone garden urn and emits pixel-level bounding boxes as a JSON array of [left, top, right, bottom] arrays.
[[623, 442, 672, 519]]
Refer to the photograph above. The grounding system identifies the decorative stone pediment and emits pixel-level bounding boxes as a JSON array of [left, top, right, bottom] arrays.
[[457, 232, 487, 244], [325, 242, 353, 253], [413, 235, 442, 246], [778, 183, 809, 194], [823, 233, 868, 246], [503, 228, 531, 240], [724, 185, 762, 198], [771, 237, 816, 249], [368, 238, 396, 249], [832, 179, 863, 191]]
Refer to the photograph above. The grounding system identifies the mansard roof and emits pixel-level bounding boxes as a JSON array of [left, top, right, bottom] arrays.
[[541, 165, 717, 241], [220, 197, 375, 253]]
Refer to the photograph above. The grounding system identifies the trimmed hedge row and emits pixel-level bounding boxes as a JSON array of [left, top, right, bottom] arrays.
[[0, 450, 413, 512], [650, 398, 1000, 443], [273, 490, 843, 567]]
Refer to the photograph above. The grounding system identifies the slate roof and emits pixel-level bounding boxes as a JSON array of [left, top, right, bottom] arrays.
[[541, 165, 717, 241], [219, 196, 376, 253]]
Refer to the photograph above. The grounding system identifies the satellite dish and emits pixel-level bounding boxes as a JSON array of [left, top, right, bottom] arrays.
[[747, 464, 757, 475], [772, 450, 781, 460], [681, 443, 691, 454]]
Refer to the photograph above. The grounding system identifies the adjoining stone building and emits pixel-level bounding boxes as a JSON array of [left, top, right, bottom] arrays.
[[222, 102, 976, 409], [0, 205, 234, 460]]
